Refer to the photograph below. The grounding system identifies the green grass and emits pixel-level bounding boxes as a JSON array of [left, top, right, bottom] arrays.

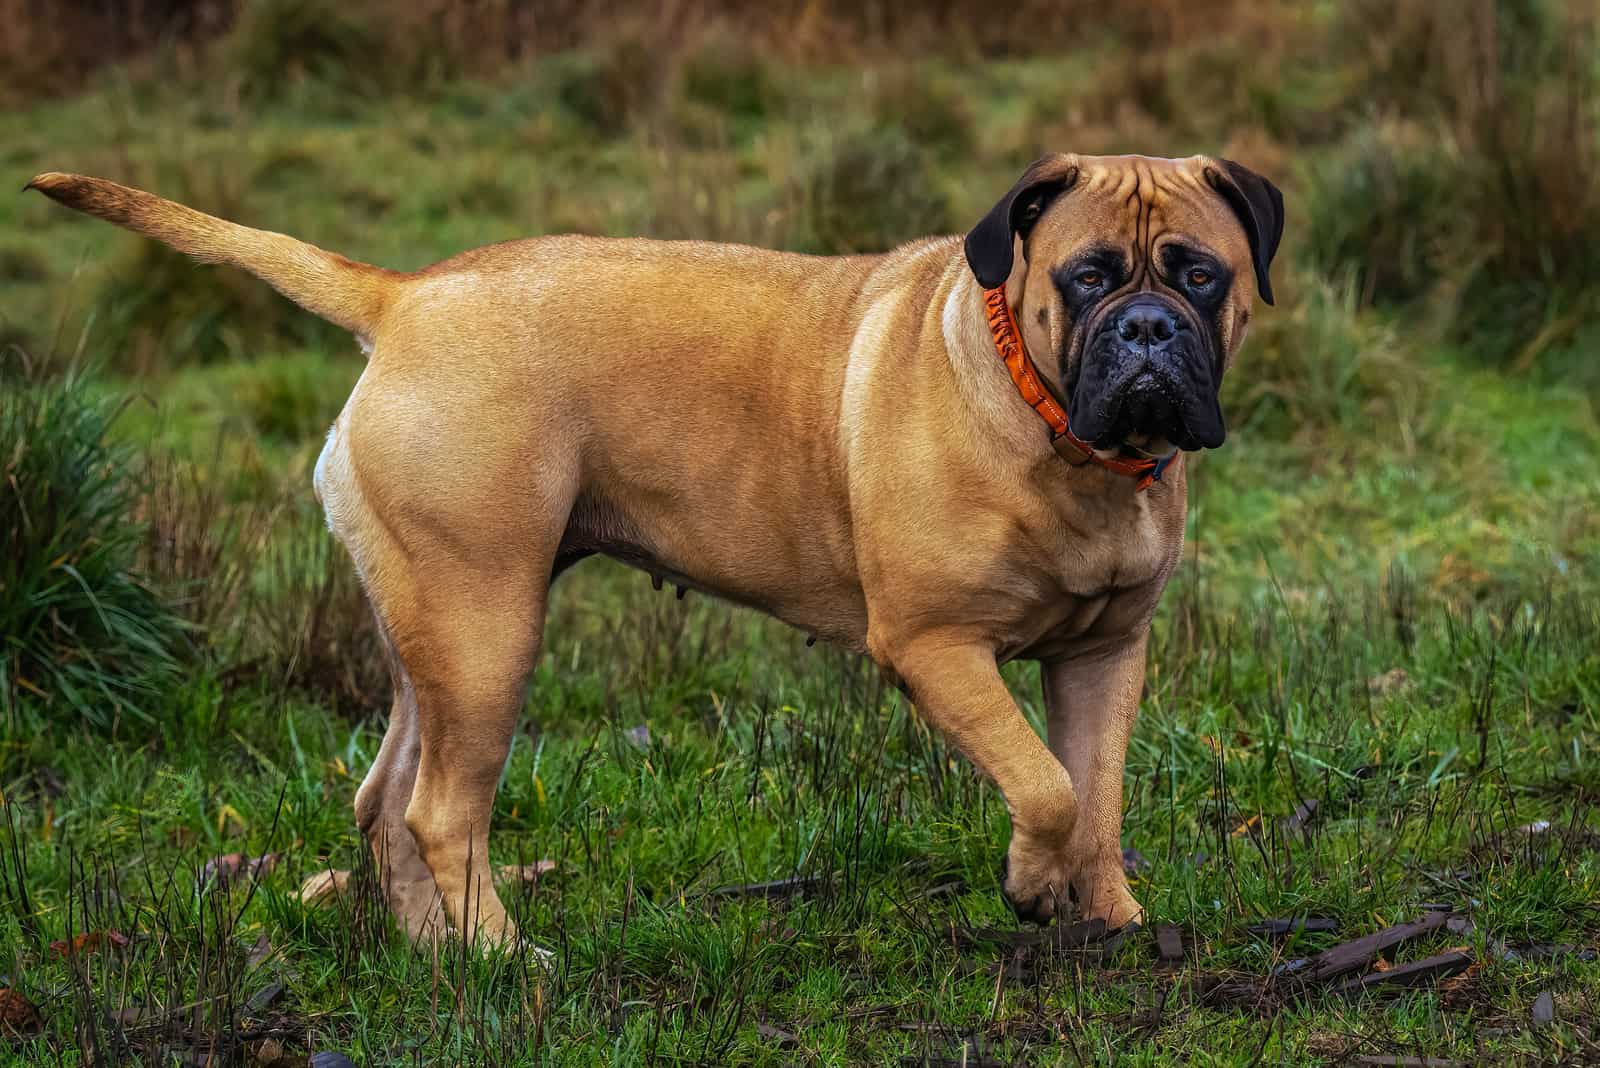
[[1, 18, 1598, 1067], [2, 577, 1596, 1063]]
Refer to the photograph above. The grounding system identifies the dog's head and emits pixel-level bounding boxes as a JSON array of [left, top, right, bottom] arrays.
[[964, 154, 1283, 454]]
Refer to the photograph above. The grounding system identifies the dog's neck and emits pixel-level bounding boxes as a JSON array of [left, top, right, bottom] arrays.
[[941, 266, 1051, 458]]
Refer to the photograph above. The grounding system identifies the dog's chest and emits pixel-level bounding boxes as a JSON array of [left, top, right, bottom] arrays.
[[998, 489, 1181, 660]]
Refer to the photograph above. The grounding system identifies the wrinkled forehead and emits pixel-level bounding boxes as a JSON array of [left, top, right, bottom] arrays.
[[1041, 155, 1250, 265]]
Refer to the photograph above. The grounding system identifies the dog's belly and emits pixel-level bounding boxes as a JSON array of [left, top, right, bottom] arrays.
[[558, 492, 871, 648]]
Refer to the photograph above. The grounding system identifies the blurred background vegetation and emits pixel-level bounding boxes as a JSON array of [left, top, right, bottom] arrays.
[[0, 0, 1595, 726]]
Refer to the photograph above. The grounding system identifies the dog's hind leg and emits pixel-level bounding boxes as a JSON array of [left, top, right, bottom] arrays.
[[352, 622, 447, 943], [355, 519, 557, 949], [393, 555, 551, 950], [318, 405, 571, 949]]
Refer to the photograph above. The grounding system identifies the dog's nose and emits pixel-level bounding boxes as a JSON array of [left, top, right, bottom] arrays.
[[1115, 300, 1179, 345]]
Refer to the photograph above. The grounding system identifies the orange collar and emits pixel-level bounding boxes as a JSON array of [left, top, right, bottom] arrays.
[[981, 285, 1179, 491]]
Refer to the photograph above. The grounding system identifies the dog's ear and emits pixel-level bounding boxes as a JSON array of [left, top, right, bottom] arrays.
[[1205, 159, 1285, 306], [964, 155, 1080, 289]]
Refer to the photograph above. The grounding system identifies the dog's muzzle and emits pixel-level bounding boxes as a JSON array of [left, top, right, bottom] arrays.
[[1068, 295, 1226, 452]]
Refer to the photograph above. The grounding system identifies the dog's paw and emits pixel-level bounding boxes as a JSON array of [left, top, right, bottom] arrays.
[[999, 852, 1070, 926], [1000, 849, 1143, 931]]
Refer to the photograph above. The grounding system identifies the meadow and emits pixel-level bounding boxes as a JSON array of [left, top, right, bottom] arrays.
[[1, 1, 1597, 1064]]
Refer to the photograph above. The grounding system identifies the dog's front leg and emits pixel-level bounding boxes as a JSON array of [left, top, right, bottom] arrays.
[[1041, 633, 1148, 930], [887, 637, 1078, 924]]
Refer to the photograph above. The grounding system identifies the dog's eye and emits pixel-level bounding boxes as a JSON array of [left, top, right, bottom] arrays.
[[1076, 271, 1103, 288], [1186, 269, 1213, 288]]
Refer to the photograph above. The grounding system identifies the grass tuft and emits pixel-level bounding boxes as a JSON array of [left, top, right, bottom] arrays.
[[0, 355, 187, 729], [784, 124, 951, 255]]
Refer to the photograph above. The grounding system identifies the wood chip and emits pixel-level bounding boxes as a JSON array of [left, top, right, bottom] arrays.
[[107, 1004, 151, 1026], [1249, 917, 1339, 938], [1156, 924, 1184, 963], [756, 1022, 799, 1047], [707, 875, 823, 900], [899, 1053, 1007, 1068], [297, 869, 350, 906], [1274, 911, 1451, 984], [959, 917, 1129, 956], [1282, 798, 1320, 833], [1335, 949, 1472, 997], [244, 932, 274, 971], [309, 1054, 358, 1068], [243, 981, 284, 1017]]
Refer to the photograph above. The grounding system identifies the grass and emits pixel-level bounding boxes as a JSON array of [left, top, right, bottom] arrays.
[[2, 576, 1596, 1063], [1, 4, 1598, 1064]]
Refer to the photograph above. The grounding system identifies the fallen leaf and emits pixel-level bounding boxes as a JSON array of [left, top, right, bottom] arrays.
[[49, 929, 131, 958], [197, 852, 279, 892], [1532, 990, 1555, 1026], [496, 860, 556, 885], [250, 1037, 287, 1065], [298, 869, 350, 906], [1230, 814, 1262, 839], [0, 987, 42, 1036]]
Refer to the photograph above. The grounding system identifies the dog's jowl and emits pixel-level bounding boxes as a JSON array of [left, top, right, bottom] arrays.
[[29, 153, 1282, 946]]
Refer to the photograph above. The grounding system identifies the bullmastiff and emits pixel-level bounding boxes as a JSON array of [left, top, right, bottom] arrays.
[[28, 152, 1283, 947]]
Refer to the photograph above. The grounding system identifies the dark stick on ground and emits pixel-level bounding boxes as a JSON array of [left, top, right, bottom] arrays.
[[706, 875, 824, 900], [1334, 949, 1473, 997], [1273, 911, 1452, 984], [1157, 924, 1184, 964], [1248, 917, 1339, 938]]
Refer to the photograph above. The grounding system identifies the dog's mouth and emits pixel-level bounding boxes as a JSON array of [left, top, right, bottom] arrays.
[[1067, 308, 1225, 454]]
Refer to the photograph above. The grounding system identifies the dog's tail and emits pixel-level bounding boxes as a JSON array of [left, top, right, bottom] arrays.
[[25, 172, 396, 345]]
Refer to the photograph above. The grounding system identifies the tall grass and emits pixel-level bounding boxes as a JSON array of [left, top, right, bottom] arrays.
[[0, 356, 187, 729], [1313, 0, 1600, 359]]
